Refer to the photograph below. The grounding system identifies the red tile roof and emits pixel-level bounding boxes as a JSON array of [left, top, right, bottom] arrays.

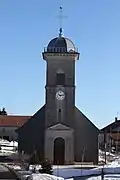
[[0, 115, 31, 127]]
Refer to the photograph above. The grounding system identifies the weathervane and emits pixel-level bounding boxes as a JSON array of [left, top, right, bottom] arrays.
[[58, 6, 67, 37]]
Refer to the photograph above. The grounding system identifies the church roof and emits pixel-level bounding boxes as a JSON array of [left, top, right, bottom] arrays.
[[0, 115, 30, 127], [74, 106, 99, 132], [16, 105, 45, 133], [47, 36, 76, 52]]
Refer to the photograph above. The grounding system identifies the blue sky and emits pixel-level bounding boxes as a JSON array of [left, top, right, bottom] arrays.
[[0, 0, 120, 128]]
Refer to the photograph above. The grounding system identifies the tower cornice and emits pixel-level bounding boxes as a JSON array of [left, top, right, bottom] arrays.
[[42, 52, 79, 61]]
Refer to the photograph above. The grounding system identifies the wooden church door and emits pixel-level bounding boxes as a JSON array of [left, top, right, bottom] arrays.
[[53, 137, 65, 165]]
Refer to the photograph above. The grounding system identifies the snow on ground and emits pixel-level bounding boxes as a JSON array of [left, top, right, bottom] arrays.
[[0, 138, 18, 155], [12, 161, 120, 179], [29, 174, 64, 180], [0, 149, 16, 155], [83, 175, 120, 180], [29, 165, 41, 171], [98, 149, 118, 163], [4, 148, 120, 179], [8, 160, 120, 180], [10, 165, 22, 170], [53, 159, 120, 178], [22, 172, 120, 180], [1, 146, 15, 151], [0, 138, 10, 145], [54, 168, 100, 178], [0, 138, 18, 147]]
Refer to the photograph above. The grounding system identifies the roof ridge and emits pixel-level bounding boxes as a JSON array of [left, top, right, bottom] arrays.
[[0, 115, 31, 117]]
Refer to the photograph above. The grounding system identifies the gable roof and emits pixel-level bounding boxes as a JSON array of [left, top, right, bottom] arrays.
[[101, 120, 120, 132], [75, 106, 99, 132], [0, 115, 30, 127], [16, 105, 45, 133]]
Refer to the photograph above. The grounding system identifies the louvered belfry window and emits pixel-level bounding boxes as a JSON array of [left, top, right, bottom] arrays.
[[56, 73, 65, 85]]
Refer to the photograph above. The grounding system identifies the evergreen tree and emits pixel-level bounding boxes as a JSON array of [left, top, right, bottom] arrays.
[[1, 108, 7, 115], [40, 159, 53, 174]]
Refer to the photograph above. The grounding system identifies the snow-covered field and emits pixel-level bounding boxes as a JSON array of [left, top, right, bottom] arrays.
[[0, 141, 119, 180], [10, 159, 120, 180], [29, 174, 64, 180], [84, 175, 120, 179], [99, 149, 118, 163], [55, 159, 120, 179]]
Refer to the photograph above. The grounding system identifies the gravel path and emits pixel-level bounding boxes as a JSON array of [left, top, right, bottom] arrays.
[[0, 164, 19, 179]]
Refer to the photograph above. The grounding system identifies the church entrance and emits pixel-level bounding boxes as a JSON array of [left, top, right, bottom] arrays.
[[53, 137, 65, 165]]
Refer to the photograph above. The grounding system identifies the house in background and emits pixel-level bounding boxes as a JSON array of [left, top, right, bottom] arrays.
[[99, 117, 120, 153], [0, 114, 30, 141]]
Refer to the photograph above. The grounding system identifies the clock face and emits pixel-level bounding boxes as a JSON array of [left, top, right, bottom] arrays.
[[56, 90, 65, 100]]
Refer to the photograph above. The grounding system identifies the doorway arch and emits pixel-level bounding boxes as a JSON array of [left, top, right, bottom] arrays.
[[53, 137, 65, 165]]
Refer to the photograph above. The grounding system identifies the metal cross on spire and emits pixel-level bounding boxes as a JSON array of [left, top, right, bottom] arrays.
[[57, 6, 67, 37]]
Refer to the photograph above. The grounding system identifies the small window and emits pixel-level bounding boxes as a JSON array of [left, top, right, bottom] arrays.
[[58, 109, 61, 122], [2, 128, 5, 133], [56, 73, 65, 85]]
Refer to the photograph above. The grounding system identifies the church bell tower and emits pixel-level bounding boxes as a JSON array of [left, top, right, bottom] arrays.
[[42, 29, 79, 128], [17, 9, 98, 164], [42, 25, 80, 164]]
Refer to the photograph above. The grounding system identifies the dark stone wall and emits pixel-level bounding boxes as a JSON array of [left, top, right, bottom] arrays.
[[16, 57, 100, 164], [65, 87, 75, 128], [45, 87, 56, 127], [17, 105, 45, 161], [74, 107, 99, 164], [45, 60, 75, 128], [46, 60, 75, 86]]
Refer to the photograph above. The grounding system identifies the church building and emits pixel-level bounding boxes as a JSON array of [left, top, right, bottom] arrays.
[[17, 28, 99, 165]]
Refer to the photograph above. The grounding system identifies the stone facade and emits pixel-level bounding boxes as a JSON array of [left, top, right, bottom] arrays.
[[45, 123, 74, 164], [17, 34, 99, 164]]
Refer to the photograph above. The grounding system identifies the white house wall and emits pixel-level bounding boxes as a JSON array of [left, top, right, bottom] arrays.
[[0, 127, 18, 141]]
